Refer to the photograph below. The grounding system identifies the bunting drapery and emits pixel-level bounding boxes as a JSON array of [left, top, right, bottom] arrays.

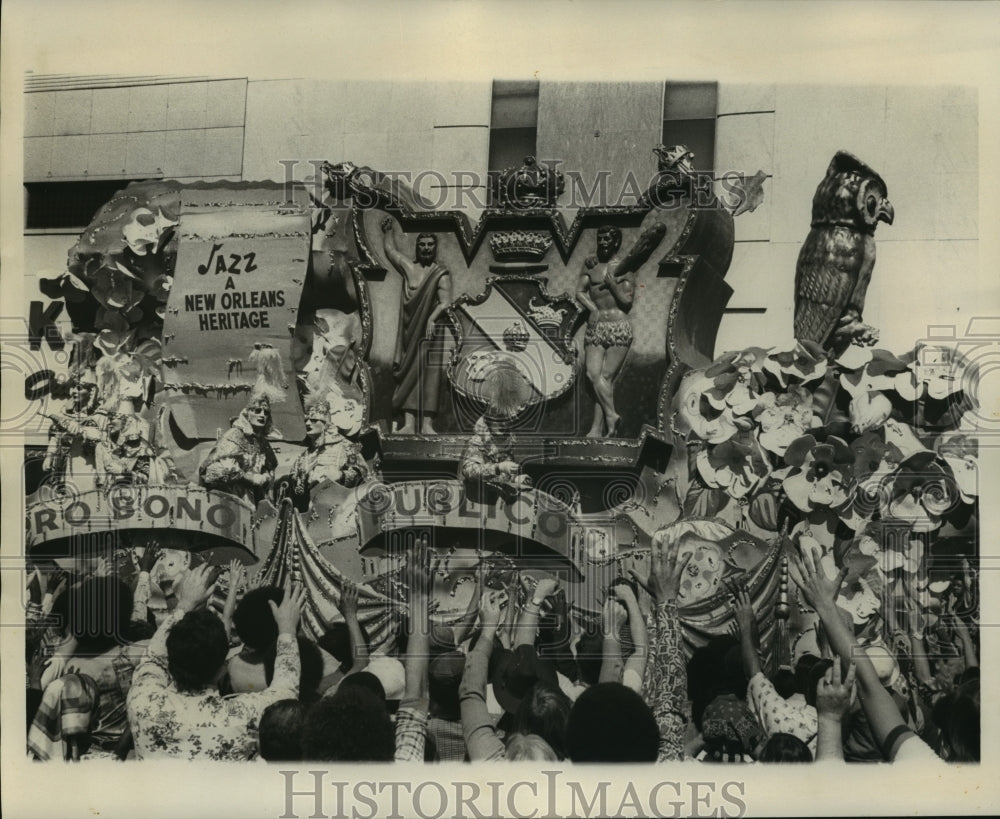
[[256, 499, 400, 652]]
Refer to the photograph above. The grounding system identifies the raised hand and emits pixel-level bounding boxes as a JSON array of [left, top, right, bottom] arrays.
[[602, 596, 627, 635], [530, 576, 560, 604], [611, 582, 638, 610], [404, 537, 436, 600], [816, 656, 856, 719], [339, 578, 360, 620], [647, 533, 692, 604], [268, 581, 306, 635], [175, 564, 217, 612], [28, 649, 49, 690], [789, 549, 848, 613], [729, 582, 756, 636], [137, 542, 163, 574], [226, 558, 245, 588], [479, 588, 508, 628]]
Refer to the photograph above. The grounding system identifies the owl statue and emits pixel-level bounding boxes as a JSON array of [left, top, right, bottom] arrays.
[[794, 151, 894, 353]]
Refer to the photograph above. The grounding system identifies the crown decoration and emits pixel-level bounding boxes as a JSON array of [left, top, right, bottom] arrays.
[[490, 156, 565, 209], [653, 143, 696, 173], [526, 297, 568, 331], [502, 320, 530, 353], [489, 230, 553, 263]]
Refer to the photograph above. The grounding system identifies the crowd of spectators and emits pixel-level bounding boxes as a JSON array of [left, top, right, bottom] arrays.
[[25, 530, 979, 764]]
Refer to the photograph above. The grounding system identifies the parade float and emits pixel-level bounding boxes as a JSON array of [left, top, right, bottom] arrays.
[[23, 147, 979, 667]]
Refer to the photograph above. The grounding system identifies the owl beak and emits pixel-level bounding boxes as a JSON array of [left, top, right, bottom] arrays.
[[878, 200, 894, 225]]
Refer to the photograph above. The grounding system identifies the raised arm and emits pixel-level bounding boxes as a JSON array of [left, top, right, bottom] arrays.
[[512, 576, 560, 650], [266, 580, 306, 698], [815, 656, 855, 761], [132, 564, 217, 695], [450, 570, 483, 648], [338, 579, 370, 675], [599, 596, 627, 684], [611, 222, 666, 276], [640, 533, 692, 762], [459, 588, 508, 761], [949, 612, 978, 670], [790, 551, 923, 760], [613, 583, 648, 691], [221, 558, 245, 643], [395, 542, 433, 762], [380, 216, 410, 273], [732, 584, 763, 679]]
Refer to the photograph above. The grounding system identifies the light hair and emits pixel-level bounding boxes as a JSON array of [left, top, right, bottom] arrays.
[[505, 733, 558, 761]]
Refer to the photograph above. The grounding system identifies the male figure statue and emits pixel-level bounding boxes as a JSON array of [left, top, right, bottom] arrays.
[[575, 223, 665, 438], [381, 217, 453, 434]]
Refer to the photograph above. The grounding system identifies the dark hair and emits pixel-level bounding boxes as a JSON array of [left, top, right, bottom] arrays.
[[758, 732, 812, 762], [794, 654, 822, 694], [933, 678, 980, 762], [301, 687, 394, 761], [166, 610, 229, 692], [687, 636, 743, 729], [317, 621, 370, 673], [596, 225, 623, 244], [566, 683, 659, 762], [233, 586, 283, 652], [413, 233, 438, 263], [338, 671, 387, 703], [67, 577, 135, 653], [264, 635, 324, 703], [575, 629, 604, 686], [259, 700, 306, 761], [513, 682, 571, 760], [772, 669, 797, 700], [804, 658, 835, 709], [428, 651, 466, 719]]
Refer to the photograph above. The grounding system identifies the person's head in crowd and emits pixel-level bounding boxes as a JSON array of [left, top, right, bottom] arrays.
[[956, 665, 980, 687], [772, 668, 797, 700], [428, 650, 466, 720], [574, 628, 604, 686], [366, 655, 406, 702], [337, 671, 387, 703], [757, 732, 813, 762], [566, 682, 659, 762], [700, 693, 762, 762], [506, 732, 559, 761], [301, 686, 394, 761], [166, 609, 229, 692], [492, 643, 558, 710], [933, 678, 980, 762], [69, 576, 135, 653], [802, 657, 835, 708], [259, 700, 306, 762], [317, 621, 371, 673], [233, 586, 284, 653], [687, 635, 744, 728], [512, 682, 572, 760], [264, 635, 324, 703]]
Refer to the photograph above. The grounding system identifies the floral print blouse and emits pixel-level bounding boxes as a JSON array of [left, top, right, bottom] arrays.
[[127, 609, 300, 760]]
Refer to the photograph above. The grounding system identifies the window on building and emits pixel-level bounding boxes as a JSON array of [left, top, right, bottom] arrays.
[[488, 80, 540, 175], [661, 81, 718, 177], [24, 180, 142, 231]]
